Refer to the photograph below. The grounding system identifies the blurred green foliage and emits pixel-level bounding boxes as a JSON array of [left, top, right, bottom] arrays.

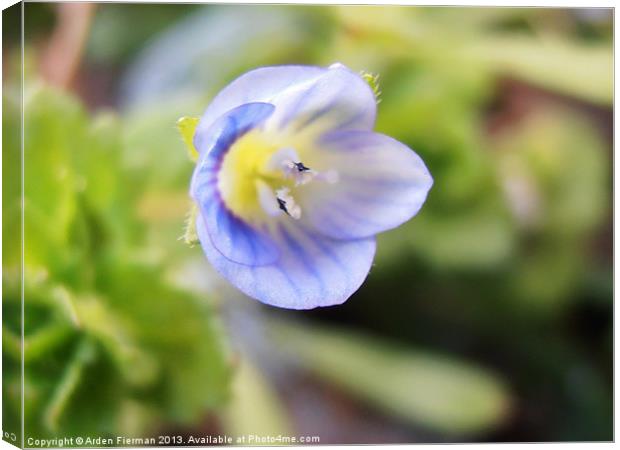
[[3, 84, 231, 440], [221, 355, 294, 438], [272, 320, 510, 435]]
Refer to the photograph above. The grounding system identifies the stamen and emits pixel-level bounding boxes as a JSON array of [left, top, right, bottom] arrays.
[[267, 147, 300, 172], [266, 147, 339, 186], [276, 187, 301, 220], [277, 198, 289, 215], [280, 158, 316, 186], [256, 180, 281, 217], [294, 162, 311, 172], [258, 147, 340, 220]]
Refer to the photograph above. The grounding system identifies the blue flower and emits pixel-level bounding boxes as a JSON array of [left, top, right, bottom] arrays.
[[189, 63, 433, 309]]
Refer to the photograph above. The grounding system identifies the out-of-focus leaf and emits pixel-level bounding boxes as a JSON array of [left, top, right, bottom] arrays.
[[376, 67, 491, 150], [86, 4, 200, 65], [120, 6, 324, 109], [123, 98, 202, 191], [2, 85, 22, 270], [271, 321, 510, 435], [509, 241, 581, 310], [467, 36, 612, 105], [222, 356, 293, 438], [4, 84, 232, 439], [75, 294, 159, 388], [75, 113, 124, 211], [332, 6, 612, 105], [23, 85, 83, 271], [376, 203, 515, 271], [43, 338, 96, 432], [493, 109, 608, 308], [494, 109, 607, 236], [97, 263, 232, 423]]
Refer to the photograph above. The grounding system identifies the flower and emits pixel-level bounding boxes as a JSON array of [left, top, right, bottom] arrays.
[[188, 63, 433, 309]]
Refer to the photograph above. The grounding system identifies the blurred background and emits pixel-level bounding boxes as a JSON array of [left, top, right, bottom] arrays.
[[3, 3, 613, 444]]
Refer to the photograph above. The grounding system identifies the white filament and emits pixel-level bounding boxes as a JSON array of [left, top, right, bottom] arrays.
[[260, 147, 339, 219]]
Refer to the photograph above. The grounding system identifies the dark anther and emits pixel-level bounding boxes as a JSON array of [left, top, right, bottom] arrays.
[[277, 198, 290, 215], [294, 162, 311, 172]]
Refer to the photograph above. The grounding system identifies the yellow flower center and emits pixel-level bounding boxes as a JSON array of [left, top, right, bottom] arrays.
[[218, 130, 289, 221], [217, 129, 337, 223]]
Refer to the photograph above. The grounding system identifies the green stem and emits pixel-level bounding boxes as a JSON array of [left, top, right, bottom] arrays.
[[43, 338, 95, 432]]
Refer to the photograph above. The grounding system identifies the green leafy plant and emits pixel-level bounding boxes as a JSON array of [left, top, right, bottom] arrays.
[[2, 85, 231, 442]]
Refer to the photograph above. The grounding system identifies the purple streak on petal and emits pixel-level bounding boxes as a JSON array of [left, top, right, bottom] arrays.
[[197, 184, 279, 266], [298, 130, 433, 240], [334, 109, 368, 131], [338, 173, 427, 190], [193, 64, 376, 150], [190, 102, 279, 266], [341, 189, 415, 208], [303, 227, 348, 273], [193, 101, 275, 157], [279, 224, 326, 299], [269, 64, 376, 133], [277, 80, 325, 131], [317, 202, 388, 230], [292, 95, 338, 132], [194, 65, 326, 148], [196, 215, 376, 309]]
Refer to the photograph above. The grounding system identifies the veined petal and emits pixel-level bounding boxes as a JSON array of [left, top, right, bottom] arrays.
[[194, 64, 376, 154], [196, 215, 376, 309], [186, 64, 433, 309], [298, 130, 433, 240], [196, 66, 324, 137], [263, 63, 377, 134], [190, 102, 279, 265]]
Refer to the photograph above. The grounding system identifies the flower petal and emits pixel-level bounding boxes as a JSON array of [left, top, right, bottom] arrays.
[[190, 102, 280, 265], [298, 130, 433, 240], [263, 63, 377, 134], [196, 215, 376, 309], [194, 64, 376, 153]]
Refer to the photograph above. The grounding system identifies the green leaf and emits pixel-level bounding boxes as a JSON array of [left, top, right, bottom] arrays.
[[467, 36, 613, 106], [494, 108, 608, 237], [2, 86, 23, 270], [376, 202, 515, 271], [6, 84, 232, 439], [43, 338, 96, 432], [222, 356, 293, 438], [74, 294, 159, 388], [493, 108, 609, 308], [23, 86, 83, 271], [271, 320, 510, 435], [123, 98, 202, 191], [97, 263, 232, 423], [410, 208, 514, 270]]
